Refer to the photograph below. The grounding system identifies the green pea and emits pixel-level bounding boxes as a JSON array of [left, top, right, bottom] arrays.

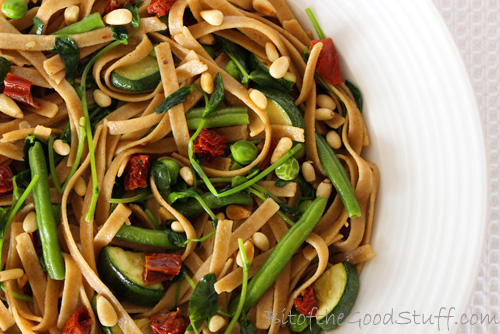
[[293, 142, 306, 160], [275, 157, 300, 181], [231, 140, 258, 165], [202, 45, 215, 59], [2, 0, 27, 19], [225, 60, 241, 81]]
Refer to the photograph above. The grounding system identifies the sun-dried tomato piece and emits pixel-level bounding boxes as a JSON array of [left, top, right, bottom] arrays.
[[147, 0, 176, 17], [293, 286, 319, 316], [143, 253, 182, 285], [151, 308, 188, 334], [0, 165, 14, 194], [3, 73, 40, 108], [62, 306, 92, 334], [124, 154, 150, 191], [193, 128, 227, 163], [257, 137, 279, 170], [311, 38, 342, 85], [105, 0, 136, 14]]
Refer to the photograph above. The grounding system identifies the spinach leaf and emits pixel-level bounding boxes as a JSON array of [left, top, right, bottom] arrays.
[[124, 2, 140, 34], [217, 36, 251, 83], [0, 56, 11, 83], [0, 208, 7, 240], [33, 17, 44, 35], [52, 36, 80, 84], [205, 72, 225, 115], [155, 84, 195, 114], [345, 80, 363, 112], [188, 273, 218, 322], [167, 188, 199, 204], [240, 314, 258, 334], [166, 230, 187, 248], [112, 25, 129, 45], [248, 70, 289, 93]]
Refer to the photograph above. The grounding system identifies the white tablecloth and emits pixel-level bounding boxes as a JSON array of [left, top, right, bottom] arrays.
[[432, 1, 500, 333]]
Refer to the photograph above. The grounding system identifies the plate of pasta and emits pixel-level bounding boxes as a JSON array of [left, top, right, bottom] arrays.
[[0, 0, 486, 334]]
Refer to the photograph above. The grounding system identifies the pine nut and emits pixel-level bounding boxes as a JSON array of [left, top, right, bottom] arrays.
[[64, 5, 80, 25], [315, 121, 328, 135], [159, 207, 175, 221], [317, 94, 337, 110], [208, 314, 227, 332], [315, 108, 335, 121], [96, 295, 118, 327], [252, 232, 269, 251], [23, 211, 38, 233], [302, 161, 316, 183], [33, 125, 51, 141], [200, 10, 224, 26], [249, 89, 267, 110], [316, 179, 332, 200], [105, 9, 133, 25], [180, 167, 194, 186], [53, 139, 70, 156], [215, 212, 226, 220], [0, 268, 24, 282], [269, 56, 289, 79], [0, 94, 23, 118], [200, 72, 214, 94], [270, 137, 293, 164], [236, 240, 254, 267], [265, 42, 279, 62], [94, 89, 112, 107], [252, 0, 276, 16], [18, 121, 31, 129], [74, 176, 87, 197], [326, 131, 342, 149], [198, 33, 215, 45], [171, 221, 185, 233], [226, 205, 251, 221]]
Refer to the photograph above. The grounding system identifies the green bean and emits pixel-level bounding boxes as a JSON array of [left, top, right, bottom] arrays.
[[185, 106, 249, 130], [52, 13, 104, 35], [231, 140, 258, 166], [114, 225, 185, 250], [315, 132, 361, 218], [228, 196, 327, 313], [1, 0, 27, 19], [29, 142, 65, 280]]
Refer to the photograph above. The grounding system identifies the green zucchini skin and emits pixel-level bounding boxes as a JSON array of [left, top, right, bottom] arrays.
[[254, 85, 305, 129], [110, 56, 161, 92], [97, 246, 164, 306]]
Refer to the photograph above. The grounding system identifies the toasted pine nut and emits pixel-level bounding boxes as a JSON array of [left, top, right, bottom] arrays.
[[252, 232, 269, 251], [0, 94, 23, 118], [200, 72, 214, 94], [326, 131, 342, 149], [94, 89, 112, 107], [198, 33, 215, 45], [226, 205, 251, 221], [200, 10, 224, 26], [270, 137, 293, 163], [208, 314, 227, 332], [252, 0, 276, 16], [236, 240, 254, 267], [64, 5, 80, 25], [105, 8, 132, 25], [249, 89, 267, 110], [23, 211, 38, 233], [33, 125, 51, 141], [159, 207, 175, 221], [315, 121, 328, 135], [171, 221, 185, 233], [265, 42, 279, 62], [315, 108, 335, 121], [269, 56, 289, 79], [180, 167, 194, 186], [53, 139, 70, 156], [317, 94, 337, 110], [18, 121, 31, 129], [316, 179, 332, 200], [74, 176, 87, 197], [25, 41, 36, 49], [302, 161, 316, 183], [215, 212, 226, 220], [0, 268, 24, 282], [96, 295, 118, 327]]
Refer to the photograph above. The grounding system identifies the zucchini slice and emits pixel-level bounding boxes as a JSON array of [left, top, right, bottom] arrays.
[[110, 56, 161, 92], [97, 246, 164, 306], [265, 98, 292, 126], [313, 262, 359, 331]]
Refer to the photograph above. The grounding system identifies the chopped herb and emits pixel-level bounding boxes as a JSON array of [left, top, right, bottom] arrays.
[[33, 17, 44, 35], [52, 35, 80, 84]]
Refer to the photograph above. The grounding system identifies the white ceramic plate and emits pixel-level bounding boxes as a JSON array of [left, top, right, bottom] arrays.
[[286, 0, 487, 333]]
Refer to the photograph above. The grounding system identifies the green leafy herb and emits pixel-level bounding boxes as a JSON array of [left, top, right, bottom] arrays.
[[0, 56, 11, 83], [125, 2, 140, 33], [112, 25, 129, 44], [52, 12, 104, 35], [217, 36, 250, 83], [189, 273, 218, 322], [155, 84, 195, 114], [345, 80, 363, 112], [205, 72, 225, 115], [52, 35, 80, 84], [167, 230, 187, 247], [240, 314, 258, 334], [33, 17, 44, 35]]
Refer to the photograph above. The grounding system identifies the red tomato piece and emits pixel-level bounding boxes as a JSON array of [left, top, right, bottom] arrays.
[[124, 154, 150, 191], [62, 306, 92, 334], [143, 253, 182, 285], [193, 128, 227, 163], [151, 308, 188, 334], [311, 38, 343, 85], [293, 286, 319, 316], [147, 0, 176, 17], [105, 0, 136, 13], [3, 73, 40, 108], [0, 165, 14, 194]]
